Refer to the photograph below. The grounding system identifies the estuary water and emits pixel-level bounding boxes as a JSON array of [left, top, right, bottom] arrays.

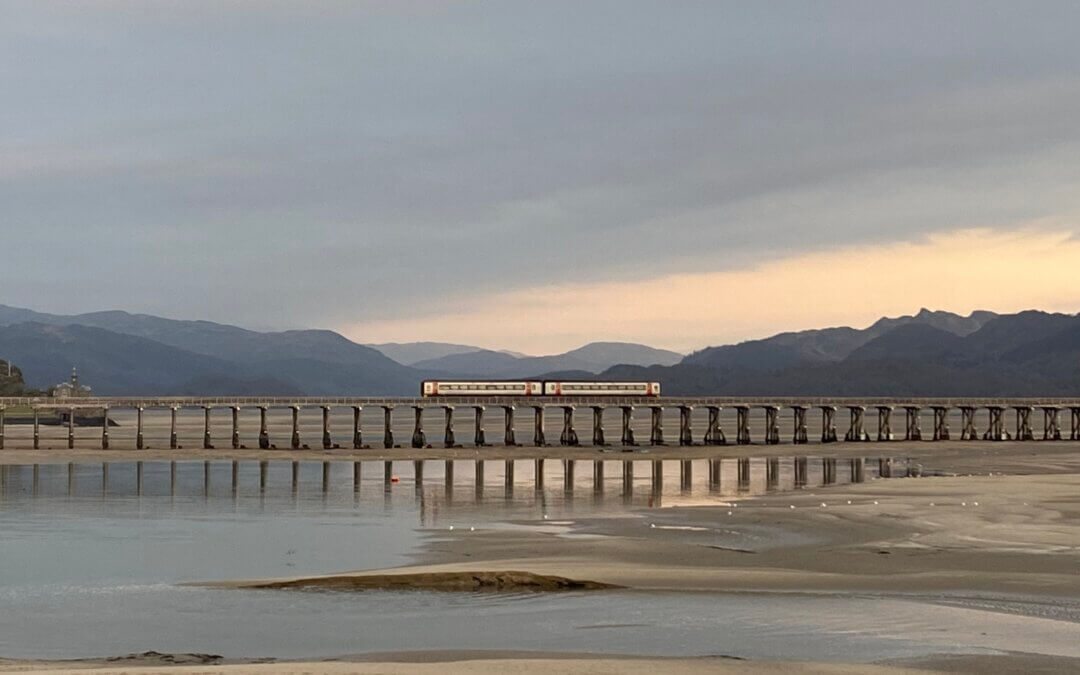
[[1, 457, 1077, 662]]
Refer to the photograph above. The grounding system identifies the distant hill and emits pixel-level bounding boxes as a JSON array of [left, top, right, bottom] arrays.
[[602, 310, 1080, 396], [368, 341, 495, 366], [0, 322, 299, 395], [0, 305, 420, 395], [683, 308, 998, 369], [415, 341, 683, 377]]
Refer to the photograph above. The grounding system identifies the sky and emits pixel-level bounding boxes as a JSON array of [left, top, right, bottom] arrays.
[[3, 1, 1080, 354]]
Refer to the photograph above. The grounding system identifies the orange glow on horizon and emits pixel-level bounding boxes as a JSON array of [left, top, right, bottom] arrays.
[[342, 227, 1080, 354]]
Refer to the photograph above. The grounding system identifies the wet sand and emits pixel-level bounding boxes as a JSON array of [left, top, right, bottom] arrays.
[[205, 470, 1080, 596], [6, 445, 1080, 672], [2, 650, 1077, 674]]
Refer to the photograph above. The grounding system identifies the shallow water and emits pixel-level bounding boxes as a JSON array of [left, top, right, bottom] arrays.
[[1, 458, 1076, 662]]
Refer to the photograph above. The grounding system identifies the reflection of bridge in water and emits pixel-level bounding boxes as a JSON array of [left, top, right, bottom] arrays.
[[0, 396, 1078, 450], [0, 456, 907, 517]]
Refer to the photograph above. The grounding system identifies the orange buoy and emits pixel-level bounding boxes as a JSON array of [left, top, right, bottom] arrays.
[[390, 476, 400, 483]]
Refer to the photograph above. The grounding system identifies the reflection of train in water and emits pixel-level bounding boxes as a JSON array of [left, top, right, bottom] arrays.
[[421, 380, 660, 397]]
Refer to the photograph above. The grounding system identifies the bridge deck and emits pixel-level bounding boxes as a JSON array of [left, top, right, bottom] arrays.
[[4, 396, 1080, 409]]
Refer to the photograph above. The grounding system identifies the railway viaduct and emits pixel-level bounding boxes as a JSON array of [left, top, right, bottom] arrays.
[[1, 396, 1079, 451]]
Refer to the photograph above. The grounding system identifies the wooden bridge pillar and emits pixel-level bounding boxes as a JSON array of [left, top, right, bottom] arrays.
[[231, 406, 241, 449], [820, 405, 838, 443], [648, 457, 665, 494], [1043, 406, 1063, 441], [563, 459, 575, 494], [290, 405, 301, 449], [0, 407, 4, 450], [475, 459, 485, 498], [704, 406, 725, 445], [592, 406, 608, 446], [559, 406, 579, 446], [382, 406, 394, 449], [255, 407, 270, 449], [533, 406, 546, 446], [822, 457, 837, 484], [709, 458, 722, 490], [794, 456, 808, 487], [791, 405, 808, 445], [621, 406, 637, 446], [411, 406, 426, 448], [678, 405, 694, 446], [1071, 407, 1080, 441], [173, 406, 182, 449], [135, 407, 145, 450], [735, 405, 751, 445], [932, 406, 950, 441], [101, 407, 109, 450], [322, 406, 333, 450], [737, 457, 750, 489], [989, 406, 1008, 440], [406, 459, 420, 492], [876, 406, 893, 441], [904, 406, 922, 441], [763, 405, 780, 445], [959, 406, 979, 440], [203, 406, 213, 449], [504, 406, 518, 446], [593, 460, 604, 493], [474, 406, 488, 446], [844, 406, 869, 442], [70, 407, 77, 449], [850, 457, 865, 483], [442, 406, 456, 448], [352, 406, 364, 449], [879, 457, 893, 478], [622, 460, 634, 497], [534, 458, 544, 491], [680, 459, 692, 492], [766, 457, 780, 488], [1012, 406, 1033, 441], [650, 406, 665, 445], [504, 459, 515, 497]]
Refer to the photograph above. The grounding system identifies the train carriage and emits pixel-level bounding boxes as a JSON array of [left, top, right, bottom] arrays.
[[421, 380, 659, 397], [421, 381, 542, 396], [543, 381, 659, 397]]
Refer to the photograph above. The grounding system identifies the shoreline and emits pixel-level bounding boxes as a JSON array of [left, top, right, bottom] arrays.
[[2, 439, 1080, 472], [4, 650, 1080, 674]]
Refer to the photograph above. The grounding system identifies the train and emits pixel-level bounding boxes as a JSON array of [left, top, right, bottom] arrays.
[[420, 380, 660, 397]]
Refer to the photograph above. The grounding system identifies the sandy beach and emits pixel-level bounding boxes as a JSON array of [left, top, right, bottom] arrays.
[[5, 442, 1080, 673], [203, 460, 1080, 597], [3, 650, 1078, 674]]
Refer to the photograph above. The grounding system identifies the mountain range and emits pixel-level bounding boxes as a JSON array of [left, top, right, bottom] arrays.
[[411, 342, 683, 377], [365, 342, 528, 365], [0, 305, 681, 395], [605, 309, 1080, 396], [2, 304, 1079, 396]]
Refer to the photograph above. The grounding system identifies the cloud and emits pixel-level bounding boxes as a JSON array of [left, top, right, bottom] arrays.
[[341, 226, 1080, 353], [3, 2, 1080, 336]]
